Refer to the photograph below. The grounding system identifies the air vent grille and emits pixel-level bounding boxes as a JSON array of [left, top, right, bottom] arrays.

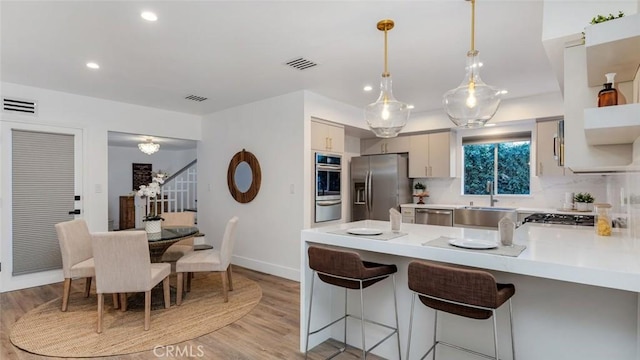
[[185, 95, 208, 102], [285, 57, 318, 71], [3, 98, 37, 115]]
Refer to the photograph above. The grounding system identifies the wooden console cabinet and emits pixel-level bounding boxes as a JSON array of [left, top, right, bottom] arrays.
[[119, 196, 135, 230]]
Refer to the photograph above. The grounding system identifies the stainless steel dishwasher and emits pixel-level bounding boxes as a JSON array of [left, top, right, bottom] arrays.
[[415, 208, 453, 226]]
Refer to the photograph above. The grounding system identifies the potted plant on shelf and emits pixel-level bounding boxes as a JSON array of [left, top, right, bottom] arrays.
[[136, 171, 168, 233], [574, 192, 595, 212]]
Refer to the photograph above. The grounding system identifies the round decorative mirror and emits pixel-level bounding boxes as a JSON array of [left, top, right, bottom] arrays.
[[227, 149, 261, 203]]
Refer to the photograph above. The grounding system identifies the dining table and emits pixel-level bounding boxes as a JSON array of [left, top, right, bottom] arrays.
[[145, 225, 199, 262]]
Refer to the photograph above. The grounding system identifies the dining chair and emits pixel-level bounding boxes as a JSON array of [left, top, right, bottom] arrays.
[[175, 216, 239, 305], [161, 211, 196, 262], [92, 231, 171, 333], [54, 219, 96, 312]]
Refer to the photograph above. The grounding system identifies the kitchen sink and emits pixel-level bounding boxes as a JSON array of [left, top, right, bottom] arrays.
[[454, 207, 517, 229]]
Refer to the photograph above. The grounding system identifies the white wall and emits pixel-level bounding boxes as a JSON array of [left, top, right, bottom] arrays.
[[0, 82, 201, 291], [199, 91, 305, 281], [198, 90, 364, 282], [107, 145, 197, 230]]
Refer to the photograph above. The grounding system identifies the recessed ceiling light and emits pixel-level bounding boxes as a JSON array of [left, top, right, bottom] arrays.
[[363, 85, 373, 92], [407, 105, 415, 109], [86, 62, 100, 69], [499, 90, 509, 95], [141, 11, 158, 22]]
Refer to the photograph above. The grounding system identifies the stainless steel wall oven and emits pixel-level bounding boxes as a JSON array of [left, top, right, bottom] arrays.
[[315, 153, 342, 222]]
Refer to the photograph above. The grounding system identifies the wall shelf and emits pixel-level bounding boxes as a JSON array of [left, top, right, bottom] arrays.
[[584, 103, 640, 145], [585, 13, 640, 87]]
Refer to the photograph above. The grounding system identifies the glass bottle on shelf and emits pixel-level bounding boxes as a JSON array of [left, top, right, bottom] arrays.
[[597, 73, 618, 107]]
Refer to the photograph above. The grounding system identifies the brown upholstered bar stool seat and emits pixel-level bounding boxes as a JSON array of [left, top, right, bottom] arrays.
[[305, 246, 401, 359], [406, 260, 516, 360]]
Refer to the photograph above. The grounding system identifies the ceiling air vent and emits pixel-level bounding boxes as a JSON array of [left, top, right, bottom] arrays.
[[285, 57, 318, 71], [3, 97, 37, 116], [185, 95, 208, 102]]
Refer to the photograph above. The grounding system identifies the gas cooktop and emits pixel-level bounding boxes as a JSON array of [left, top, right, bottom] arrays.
[[523, 213, 594, 227]]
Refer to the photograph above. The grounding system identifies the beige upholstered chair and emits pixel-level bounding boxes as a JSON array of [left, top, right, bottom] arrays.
[[161, 211, 196, 263], [54, 219, 95, 312], [176, 216, 239, 305], [92, 231, 171, 333]]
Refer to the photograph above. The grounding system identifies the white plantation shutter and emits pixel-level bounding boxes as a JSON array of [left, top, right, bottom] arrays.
[[12, 130, 74, 275]]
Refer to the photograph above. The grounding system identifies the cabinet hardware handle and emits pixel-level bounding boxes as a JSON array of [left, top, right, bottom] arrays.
[[329, 137, 332, 150], [539, 162, 543, 175], [425, 166, 428, 176], [385, 143, 388, 153]]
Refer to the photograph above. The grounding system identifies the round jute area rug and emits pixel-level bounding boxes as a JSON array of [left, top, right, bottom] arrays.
[[10, 273, 262, 357]]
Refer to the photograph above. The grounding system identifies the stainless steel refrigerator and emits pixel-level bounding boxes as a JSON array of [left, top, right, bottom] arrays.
[[351, 153, 411, 221]]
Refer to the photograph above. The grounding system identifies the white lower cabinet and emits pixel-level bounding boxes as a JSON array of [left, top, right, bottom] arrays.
[[401, 207, 415, 223]]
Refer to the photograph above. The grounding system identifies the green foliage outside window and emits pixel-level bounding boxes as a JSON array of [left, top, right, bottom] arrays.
[[463, 141, 530, 195]]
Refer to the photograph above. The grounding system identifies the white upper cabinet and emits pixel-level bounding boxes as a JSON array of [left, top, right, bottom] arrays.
[[311, 119, 344, 154], [536, 120, 566, 176], [408, 132, 454, 178], [360, 136, 410, 155]]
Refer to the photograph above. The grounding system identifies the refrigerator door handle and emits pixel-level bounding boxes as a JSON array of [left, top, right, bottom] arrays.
[[366, 170, 372, 214]]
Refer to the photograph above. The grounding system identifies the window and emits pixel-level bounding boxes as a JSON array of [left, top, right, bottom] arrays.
[[462, 132, 531, 195]]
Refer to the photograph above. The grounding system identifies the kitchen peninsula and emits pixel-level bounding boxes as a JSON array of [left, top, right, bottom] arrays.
[[300, 220, 640, 360]]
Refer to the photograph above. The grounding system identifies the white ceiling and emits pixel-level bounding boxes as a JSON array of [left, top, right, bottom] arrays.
[[1, 0, 561, 121]]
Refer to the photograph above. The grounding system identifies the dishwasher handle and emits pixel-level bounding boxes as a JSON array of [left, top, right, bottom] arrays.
[[416, 209, 452, 215]]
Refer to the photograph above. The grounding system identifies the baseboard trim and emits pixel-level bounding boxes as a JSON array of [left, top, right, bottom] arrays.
[[232, 255, 300, 282]]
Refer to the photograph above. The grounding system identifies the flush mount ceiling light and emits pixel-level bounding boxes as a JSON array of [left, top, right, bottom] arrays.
[[86, 62, 100, 69], [443, 0, 503, 128], [141, 11, 158, 22], [138, 138, 160, 155], [364, 19, 410, 138]]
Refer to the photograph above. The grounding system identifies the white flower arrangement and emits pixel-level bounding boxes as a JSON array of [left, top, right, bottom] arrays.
[[137, 171, 169, 220]]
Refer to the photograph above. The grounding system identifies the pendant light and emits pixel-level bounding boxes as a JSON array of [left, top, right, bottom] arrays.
[[138, 138, 160, 155], [365, 19, 410, 138], [443, 0, 502, 128]]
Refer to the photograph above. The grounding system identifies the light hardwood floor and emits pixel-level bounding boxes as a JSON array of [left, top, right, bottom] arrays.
[[1, 266, 382, 360]]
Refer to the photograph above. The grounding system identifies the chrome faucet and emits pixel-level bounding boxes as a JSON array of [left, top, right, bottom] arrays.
[[486, 181, 498, 207]]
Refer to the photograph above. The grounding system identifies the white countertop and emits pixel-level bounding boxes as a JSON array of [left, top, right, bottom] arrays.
[[400, 203, 594, 215], [301, 220, 640, 293]]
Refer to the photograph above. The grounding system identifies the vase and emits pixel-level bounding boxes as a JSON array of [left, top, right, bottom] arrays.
[[575, 202, 589, 212], [145, 220, 162, 234]]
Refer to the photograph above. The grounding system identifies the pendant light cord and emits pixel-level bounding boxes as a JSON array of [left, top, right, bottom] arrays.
[[383, 28, 389, 77], [470, 0, 475, 52]]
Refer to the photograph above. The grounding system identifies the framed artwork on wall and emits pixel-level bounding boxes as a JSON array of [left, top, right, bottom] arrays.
[[132, 163, 152, 191]]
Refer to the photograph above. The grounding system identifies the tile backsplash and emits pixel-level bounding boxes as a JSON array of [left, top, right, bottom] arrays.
[[414, 173, 640, 239], [414, 175, 606, 209]]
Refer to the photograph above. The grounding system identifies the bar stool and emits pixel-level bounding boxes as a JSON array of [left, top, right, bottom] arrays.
[[406, 260, 516, 360], [305, 246, 401, 359]]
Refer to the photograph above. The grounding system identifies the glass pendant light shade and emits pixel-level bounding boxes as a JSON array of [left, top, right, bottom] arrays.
[[364, 19, 410, 138], [443, 0, 503, 128], [443, 50, 501, 128], [365, 75, 410, 138]]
